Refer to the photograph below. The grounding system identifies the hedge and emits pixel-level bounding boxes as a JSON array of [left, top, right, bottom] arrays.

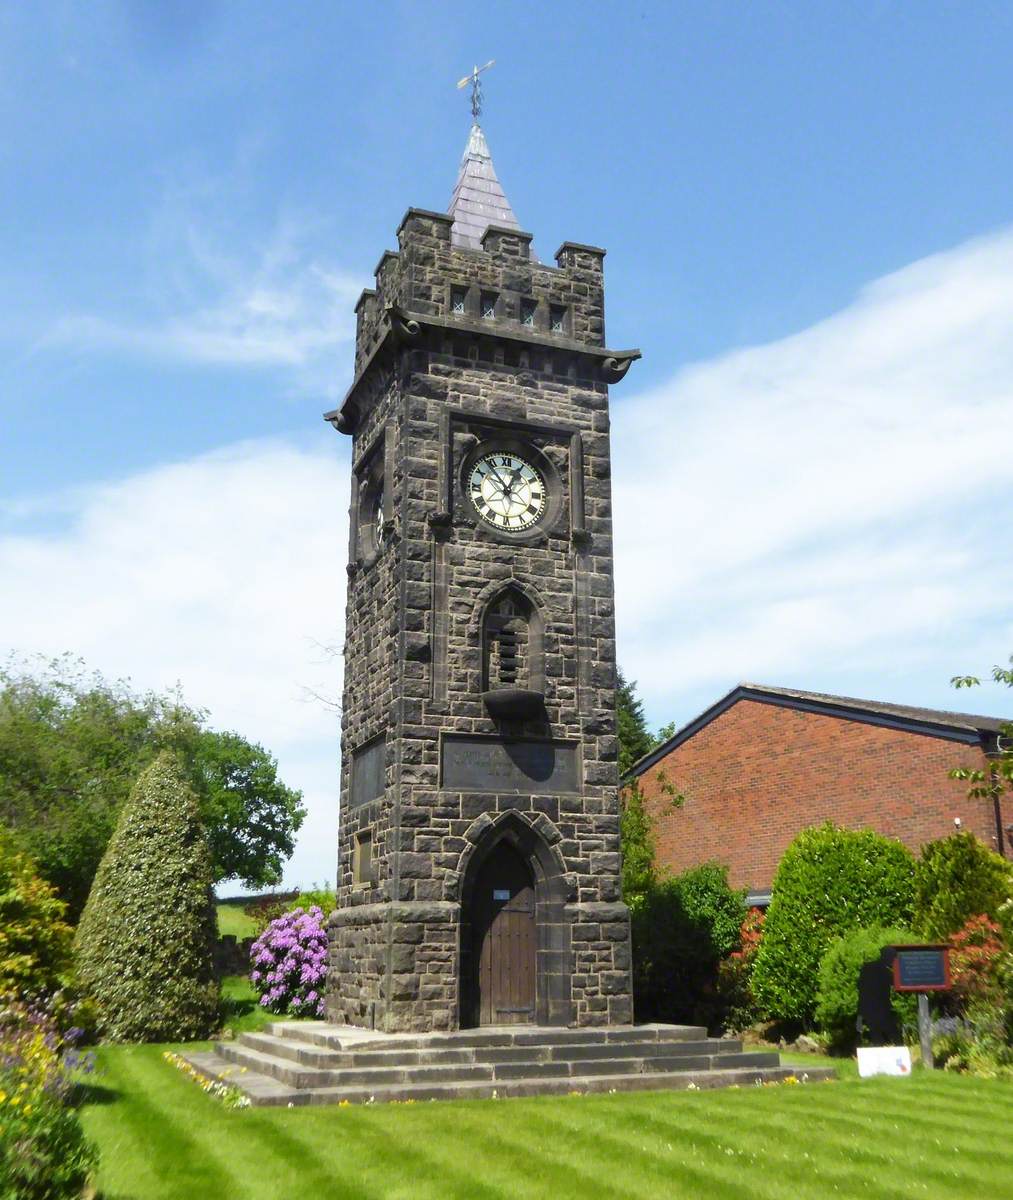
[[74, 752, 219, 1042], [751, 824, 916, 1026]]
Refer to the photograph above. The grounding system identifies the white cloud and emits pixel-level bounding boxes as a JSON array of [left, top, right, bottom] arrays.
[[0, 439, 350, 887], [38, 211, 363, 396], [3, 227, 1013, 888], [612, 227, 1013, 720]]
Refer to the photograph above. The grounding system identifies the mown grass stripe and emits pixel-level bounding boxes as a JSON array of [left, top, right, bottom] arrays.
[[87, 1048, 239, 1200], [301, 1104, 513, 1200], [535, 1102, 777, 1200], [712, 1093, 998, 1199], [779, 1079, 1013, 1160], [789, 1090, 1013, 1159], [431, 1103, 638, 1199], [610, 1096, 922, 1200], [233, 1110, 382, 1200]]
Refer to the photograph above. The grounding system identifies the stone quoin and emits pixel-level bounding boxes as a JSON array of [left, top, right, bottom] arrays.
[[323, 117, 641, 1032]]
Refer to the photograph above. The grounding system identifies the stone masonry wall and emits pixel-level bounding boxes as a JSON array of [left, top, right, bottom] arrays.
[[329, 207, 634, 1031]]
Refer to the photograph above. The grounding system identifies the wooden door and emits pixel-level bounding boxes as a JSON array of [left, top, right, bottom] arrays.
[[471, 843, 536, 1025]]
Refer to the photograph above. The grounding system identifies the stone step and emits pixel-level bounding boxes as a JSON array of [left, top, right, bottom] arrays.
[[216, 1038, 782, 1091], [239, 1030, 741, 1070], [265, 1021, 710, 1053], [181, 1049, 834, 1107]]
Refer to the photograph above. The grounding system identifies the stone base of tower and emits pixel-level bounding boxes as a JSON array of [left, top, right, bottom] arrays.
[[325, 898, 633, 1034], [326, 902, 460, 1033]]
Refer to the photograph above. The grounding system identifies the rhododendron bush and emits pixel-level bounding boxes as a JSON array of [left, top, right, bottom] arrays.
[[250, 907, 328, 1017]]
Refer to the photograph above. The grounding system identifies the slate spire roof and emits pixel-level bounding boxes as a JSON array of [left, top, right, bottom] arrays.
[[448, 123, 523, 250]]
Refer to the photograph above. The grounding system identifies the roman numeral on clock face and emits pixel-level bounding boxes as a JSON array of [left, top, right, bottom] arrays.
[[468, 450, 548, 532]]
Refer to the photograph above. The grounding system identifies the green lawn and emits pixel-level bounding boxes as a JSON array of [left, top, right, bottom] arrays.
[[217, 974, 288, 1035], [79, 1044, 1013, 1200], [216, 900, 259, 939]]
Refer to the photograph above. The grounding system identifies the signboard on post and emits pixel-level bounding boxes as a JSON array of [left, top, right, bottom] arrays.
[[891, 945, 951, 993], [886, 943, 951, 1070]]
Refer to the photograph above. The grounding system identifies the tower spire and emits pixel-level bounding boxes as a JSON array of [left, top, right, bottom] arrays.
[[448, 62, 523, 250]]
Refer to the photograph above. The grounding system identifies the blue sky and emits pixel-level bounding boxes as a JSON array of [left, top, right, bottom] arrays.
[[2, 3, 1012, 887]]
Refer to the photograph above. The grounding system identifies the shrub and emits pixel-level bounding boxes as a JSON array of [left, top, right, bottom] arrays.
[[716, 907, 765, 1031], [630, 864, 745, 1029], [74, 752, 219, 1042], [752, 824, 916, 1027], [250, 906, 328, 1017], [914, 833, 1013, 940], [815, 926, 917, 1050], [948, 914, 1006, 1005], [0, 830, 72, 1002], [0, 1000, 98, 1199]]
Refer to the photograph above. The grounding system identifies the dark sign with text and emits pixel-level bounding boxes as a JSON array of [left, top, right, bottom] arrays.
[[441, 735, 580, 794], [350, 736, 386, 809], [890, 945, 951, 993]]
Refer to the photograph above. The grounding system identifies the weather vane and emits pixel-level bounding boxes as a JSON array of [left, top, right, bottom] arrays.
[[456, 59, 495, 121]]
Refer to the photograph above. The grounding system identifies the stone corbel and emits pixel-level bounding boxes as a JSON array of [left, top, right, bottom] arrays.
[[325, 400, 360, 436], [599, 352, 641, 383], [387, 305, 423, 345]]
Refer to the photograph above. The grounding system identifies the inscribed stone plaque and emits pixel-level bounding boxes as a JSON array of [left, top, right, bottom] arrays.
[[350, 736, 385, 808], [441, 736, 579, 793]]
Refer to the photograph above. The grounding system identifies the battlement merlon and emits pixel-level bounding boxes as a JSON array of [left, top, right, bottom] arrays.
[[329, 208, 638, 435]]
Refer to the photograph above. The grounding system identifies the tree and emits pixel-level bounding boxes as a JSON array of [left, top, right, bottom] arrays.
[[619, 782, 656, 908], [950, 653, 1013, 847], [913, 832, 1013, 939], [630, 863, 746, 1028], [616, 668, 656, 776], [188, 728, 304, 893], [75, 752, 219, 1041], [0, 656, 305, 918]]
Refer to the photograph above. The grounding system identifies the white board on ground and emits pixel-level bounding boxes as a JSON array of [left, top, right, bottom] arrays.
[[857, 1046, 912, 1077]]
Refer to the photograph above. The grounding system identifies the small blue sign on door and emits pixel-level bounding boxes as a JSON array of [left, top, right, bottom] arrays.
[[492, 889, 511, 900]]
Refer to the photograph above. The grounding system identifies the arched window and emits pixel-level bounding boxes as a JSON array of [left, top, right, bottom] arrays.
[[481, 586, 544, 695]]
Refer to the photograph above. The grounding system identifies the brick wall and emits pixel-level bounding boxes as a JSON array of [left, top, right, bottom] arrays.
[[636, 699, 1000, 893]]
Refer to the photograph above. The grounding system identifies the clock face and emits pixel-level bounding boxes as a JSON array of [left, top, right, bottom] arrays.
[[371, 486, 385, 547], [468, 451, 547, 532], [360, 478, 385, 558]]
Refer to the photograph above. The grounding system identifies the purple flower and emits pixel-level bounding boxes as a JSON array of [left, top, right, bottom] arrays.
[[248, 904, 329, 1018]]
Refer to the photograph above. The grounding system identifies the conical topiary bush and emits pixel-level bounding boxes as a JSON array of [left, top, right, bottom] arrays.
[[75, 751, 219, 1041]]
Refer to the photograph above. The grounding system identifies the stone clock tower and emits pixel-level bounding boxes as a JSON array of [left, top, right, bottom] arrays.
[[325, 117, 640, 1033]]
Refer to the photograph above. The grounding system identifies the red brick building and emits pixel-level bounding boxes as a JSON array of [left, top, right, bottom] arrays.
[[626, 684, 1009, 905]]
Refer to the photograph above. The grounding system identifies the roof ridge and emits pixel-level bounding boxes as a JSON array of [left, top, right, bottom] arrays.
[[737, 681, 1007, 728]]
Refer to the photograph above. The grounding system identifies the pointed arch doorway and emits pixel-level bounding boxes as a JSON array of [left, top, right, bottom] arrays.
[[465, 841, 536, 1026]]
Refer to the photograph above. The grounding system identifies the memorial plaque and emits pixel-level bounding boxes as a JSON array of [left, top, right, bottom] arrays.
[[350, 736, 386, 808], [890, 945, 951, 992], [441, 735, 580, 793]]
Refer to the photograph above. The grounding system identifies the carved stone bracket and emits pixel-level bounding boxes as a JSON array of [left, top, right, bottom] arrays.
[[325, 400, 360, 436], [599, 352, 641, 383], [387, 305, 423, 344]]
